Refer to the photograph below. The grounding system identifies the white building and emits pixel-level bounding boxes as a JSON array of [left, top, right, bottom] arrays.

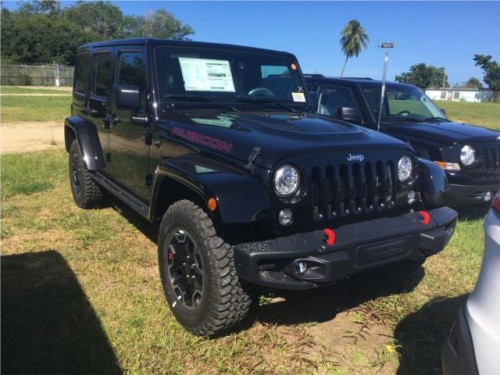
[[425, 88, 494, 103]]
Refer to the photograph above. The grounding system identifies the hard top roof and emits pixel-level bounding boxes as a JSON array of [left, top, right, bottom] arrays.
[[79, 38, 295, 57]]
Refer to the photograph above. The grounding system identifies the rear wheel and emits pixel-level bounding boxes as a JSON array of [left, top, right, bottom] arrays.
[[158, 200, 253, 337], [69, 140, 107, 209]]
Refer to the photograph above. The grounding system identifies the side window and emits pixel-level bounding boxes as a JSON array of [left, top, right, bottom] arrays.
[[117, 52, 146, 108], [318, 86, 359, 118], [117, 52, 145, 89], [93, 52, 112, 97], [74, 52, 90, 94]]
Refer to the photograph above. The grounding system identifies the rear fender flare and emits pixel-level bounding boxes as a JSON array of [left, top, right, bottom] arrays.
[[64, 116, 105, 171]]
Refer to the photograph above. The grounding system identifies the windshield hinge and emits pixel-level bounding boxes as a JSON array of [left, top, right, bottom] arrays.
[[245, 146, 262, 172]]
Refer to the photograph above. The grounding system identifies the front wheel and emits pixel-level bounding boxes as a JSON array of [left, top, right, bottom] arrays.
[[158, 200, 253, 337]]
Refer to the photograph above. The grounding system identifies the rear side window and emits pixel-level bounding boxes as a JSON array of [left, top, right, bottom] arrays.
[[74, 52, 90, 94], [93, 52, 112, 97]]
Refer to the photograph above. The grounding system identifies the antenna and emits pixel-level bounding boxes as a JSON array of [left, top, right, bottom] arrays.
[[376, 42, 396, 132]]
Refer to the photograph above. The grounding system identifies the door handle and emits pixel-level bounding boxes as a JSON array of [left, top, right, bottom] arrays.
[[83, 108, 98, 115]]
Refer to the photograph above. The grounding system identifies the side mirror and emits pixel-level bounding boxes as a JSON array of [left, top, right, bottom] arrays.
[[113, 84, 141, 109], [440, 108, 447, 116], [338, 107, 362, 123]]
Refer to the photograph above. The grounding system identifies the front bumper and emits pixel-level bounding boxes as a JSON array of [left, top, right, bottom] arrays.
[[443, 183, 499, 206], [234, 207, 457, 289]]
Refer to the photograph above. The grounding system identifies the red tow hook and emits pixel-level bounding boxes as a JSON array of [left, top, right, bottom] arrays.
[[418, 210, 431, 225], [323, 228, 335, 246]]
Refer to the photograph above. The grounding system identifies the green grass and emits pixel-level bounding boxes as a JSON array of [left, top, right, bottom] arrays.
[[435, 100, 500, 130], [0, 87, 493, 374], [1, 148, 486, 374], [1, 150, 67, 198], [1, 86, 71, 95], [1, 95, 71, 123]]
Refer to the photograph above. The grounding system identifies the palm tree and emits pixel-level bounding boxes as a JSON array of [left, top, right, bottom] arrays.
[[339, 20, 369, 77]]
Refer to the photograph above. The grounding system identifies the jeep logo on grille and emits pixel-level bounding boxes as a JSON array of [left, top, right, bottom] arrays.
[[347, 153, 365, 162]]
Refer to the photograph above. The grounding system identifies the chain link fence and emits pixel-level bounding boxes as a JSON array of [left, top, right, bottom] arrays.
[[1, 64, 74, 86]]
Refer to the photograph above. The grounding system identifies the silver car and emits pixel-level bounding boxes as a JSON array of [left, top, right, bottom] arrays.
[[442, 192, 500, 374]]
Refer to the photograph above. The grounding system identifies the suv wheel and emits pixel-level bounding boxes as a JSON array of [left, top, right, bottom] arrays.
[[158, 200, 253, 337], [69, 140, 107, 208]]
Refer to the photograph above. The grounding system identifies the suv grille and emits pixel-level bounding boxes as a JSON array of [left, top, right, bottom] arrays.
[[311, 160, 403, 221], [477, 143, 500, 172]]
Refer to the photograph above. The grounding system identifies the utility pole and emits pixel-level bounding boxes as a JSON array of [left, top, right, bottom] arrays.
[[376, 42, 396, 131]]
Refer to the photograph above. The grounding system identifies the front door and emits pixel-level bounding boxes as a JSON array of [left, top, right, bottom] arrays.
[[107, 49, 151, 199]]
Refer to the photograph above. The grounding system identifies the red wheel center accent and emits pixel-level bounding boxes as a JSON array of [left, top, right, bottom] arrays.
[[167, 251, 174, 261]]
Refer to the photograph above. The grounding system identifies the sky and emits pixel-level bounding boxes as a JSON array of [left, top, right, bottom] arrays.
[[4, 1, 500, 85]]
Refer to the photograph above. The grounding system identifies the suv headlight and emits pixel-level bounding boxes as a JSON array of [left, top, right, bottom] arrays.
[[460, 145, 476, 166], [274, 165, 300, 197], [398, 156, 413, 182]]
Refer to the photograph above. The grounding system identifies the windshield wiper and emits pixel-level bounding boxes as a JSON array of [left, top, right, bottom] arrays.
[[422, 117, 449, 122], [234, 97, 300, 113], [164, 95, 238, 112], [381, 115, 421, 122]]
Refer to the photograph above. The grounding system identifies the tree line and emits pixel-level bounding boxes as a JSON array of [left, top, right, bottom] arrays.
[[1, 4, 499, 96], [0, 0, 194, 65]]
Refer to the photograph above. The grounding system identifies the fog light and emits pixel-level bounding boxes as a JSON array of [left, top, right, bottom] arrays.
[[295, 261, 308, 275], [484, 191, 492, 202], [408, 190, 416, 204], [279, 208, 293, 226]]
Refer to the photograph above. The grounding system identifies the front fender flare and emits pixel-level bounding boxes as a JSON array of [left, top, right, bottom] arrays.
[[64, 116, 105, 171], [150, 155, 273, 224], [418, 157, 449, 207]]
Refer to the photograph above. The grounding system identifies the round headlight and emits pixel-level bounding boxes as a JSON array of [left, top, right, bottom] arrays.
[[398, 156, 413, 182], [460, 145, 476, 166], [274, 165, 300, 197]]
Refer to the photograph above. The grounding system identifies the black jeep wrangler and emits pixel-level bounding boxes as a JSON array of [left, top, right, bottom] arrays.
[[305, 75, 500, 206], [65, 39, 457, 337]]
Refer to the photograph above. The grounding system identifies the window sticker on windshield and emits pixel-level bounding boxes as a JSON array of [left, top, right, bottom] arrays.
[[292, 92, 306, 102], [179, 57, 235, 92]]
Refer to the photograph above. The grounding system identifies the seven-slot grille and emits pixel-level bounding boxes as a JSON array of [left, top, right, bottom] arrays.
[[311, 160, 401, 221]]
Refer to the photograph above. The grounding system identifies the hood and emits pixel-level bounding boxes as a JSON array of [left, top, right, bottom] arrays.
[[382, 120, 500, 144], [166, 111, 413, 169]]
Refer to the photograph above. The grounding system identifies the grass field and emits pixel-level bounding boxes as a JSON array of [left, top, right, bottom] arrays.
[[1, 86, 71, 124], [0, 87, 496, 374], [435, 100, 500, 130]]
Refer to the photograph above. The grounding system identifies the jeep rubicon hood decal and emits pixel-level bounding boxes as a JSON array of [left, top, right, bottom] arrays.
[[166, 112, 412, 169]]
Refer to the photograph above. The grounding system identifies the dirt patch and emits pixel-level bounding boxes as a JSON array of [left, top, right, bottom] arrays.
[[306, 311, 398, 373], [1, 121, 65, 154]]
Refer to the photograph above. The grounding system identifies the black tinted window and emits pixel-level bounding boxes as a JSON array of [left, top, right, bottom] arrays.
[[118, 52, 145, 89], [317, 86, 359, 118], [74, 52, 90, 94], [94, 52, 112, 97]]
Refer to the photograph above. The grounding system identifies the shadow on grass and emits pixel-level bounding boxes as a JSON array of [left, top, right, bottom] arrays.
[[455, 204, 490, 221], [1, 250, 122, 374], [394, 294, 467, 375], [256, 262, 425, 326]]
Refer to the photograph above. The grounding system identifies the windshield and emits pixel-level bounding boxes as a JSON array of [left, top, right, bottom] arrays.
[[153, 46, 309, 115], [360, 83, 446, 122]]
